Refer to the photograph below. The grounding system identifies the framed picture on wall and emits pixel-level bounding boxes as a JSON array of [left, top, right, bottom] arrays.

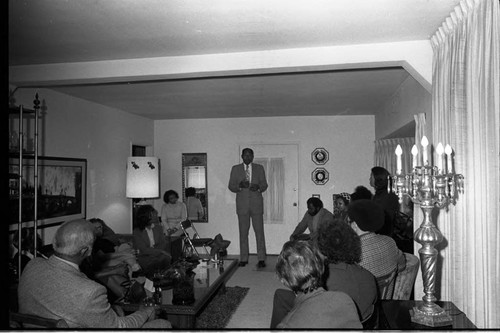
[[311, 148, 329, 165], [311, 167, 329, 185], [8, 156, 87, 231]]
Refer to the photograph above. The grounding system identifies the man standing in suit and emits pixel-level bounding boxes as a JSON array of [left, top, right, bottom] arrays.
[[228, 148, 268, 268], [18, 219, 171, 328]]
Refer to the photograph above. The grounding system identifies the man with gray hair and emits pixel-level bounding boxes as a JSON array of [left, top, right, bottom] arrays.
[[18, 219, 171, 328]]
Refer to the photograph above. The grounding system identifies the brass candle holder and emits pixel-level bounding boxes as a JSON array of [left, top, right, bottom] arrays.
[[391, 139, 464, 327]]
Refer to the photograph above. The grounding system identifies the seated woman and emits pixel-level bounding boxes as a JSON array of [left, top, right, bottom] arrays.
[[271, 220, 377, 327], [185, 187, 205, 221], [133, 205, 171, 276], [160, 190, 187, 236], [333, 192, 351, 223], [317, 220, 378, 322], [89, 218, 142, 276], [272, 240, 362, 329]]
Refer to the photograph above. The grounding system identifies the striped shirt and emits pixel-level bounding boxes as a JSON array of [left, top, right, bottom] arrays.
[[359, 232, 406, 278]]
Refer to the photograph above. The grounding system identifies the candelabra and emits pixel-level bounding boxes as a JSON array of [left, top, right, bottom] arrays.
[[391, 138, 464, 327]]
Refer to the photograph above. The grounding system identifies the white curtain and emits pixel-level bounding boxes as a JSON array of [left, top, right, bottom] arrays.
[[374, 137, 414, 175], [431, 0, 500, 328], [254, 157, 284, 224]]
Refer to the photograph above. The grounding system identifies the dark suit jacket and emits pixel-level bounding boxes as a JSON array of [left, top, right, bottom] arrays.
[[132, 224, 168, 255], [18, 256, 152, 328], [228, 163, 268, 215]]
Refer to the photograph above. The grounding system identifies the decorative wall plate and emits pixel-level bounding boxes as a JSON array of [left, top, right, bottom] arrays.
[[311, 148, 329, 165], [312, 167, 329, 185]]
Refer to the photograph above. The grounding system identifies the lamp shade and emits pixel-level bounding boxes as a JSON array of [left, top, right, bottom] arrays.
[[126, 157, 159, 198]]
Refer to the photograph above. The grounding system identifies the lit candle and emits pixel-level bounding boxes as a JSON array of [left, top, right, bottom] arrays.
[[411, 145, 418, 169], [421, 136, 429, 165], [445, 144, 453, 173], [436, 143, 444, 174], [395, 145, 403, 175]]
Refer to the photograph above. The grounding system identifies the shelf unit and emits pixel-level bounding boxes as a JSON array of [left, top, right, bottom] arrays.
[[9, 93, 40, 280]]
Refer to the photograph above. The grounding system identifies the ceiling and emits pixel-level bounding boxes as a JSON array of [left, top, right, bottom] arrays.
[[51, 68, 409, 119], [9, 0, 459, 119]]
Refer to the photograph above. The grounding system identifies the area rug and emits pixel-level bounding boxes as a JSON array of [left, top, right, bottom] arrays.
[[195, 286, 249, 329]]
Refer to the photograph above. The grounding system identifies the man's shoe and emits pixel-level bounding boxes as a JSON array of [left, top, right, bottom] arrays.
[[238, 261, 248, 267], [257, 261, 266, 268]]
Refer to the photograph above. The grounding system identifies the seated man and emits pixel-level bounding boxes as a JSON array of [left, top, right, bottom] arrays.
[[89, 218, 142, 276], [347, 199, 406, 280], [18, 219, 171, 329], [289, 197, 334, 242], [271, 219, 378, 327]]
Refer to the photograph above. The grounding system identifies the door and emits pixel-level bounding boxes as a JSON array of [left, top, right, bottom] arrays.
[[240, 144, 299, 255]]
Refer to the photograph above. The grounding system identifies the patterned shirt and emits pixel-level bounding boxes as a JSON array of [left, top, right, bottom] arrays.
[[359, 232, 406, 278]]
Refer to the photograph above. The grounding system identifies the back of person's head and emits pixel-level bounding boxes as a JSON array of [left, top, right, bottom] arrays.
[[317, 220, 361, 264], [185, 187, 196, 197], [135, 204, 156, 230], [163, 189, 179, 203], [89, 217, 105, 228], [350, 185, 373, 201], [52, 219, 95, 258], [347, 199, 384, 232], [371, 166, 390, 190], [276, 240, 325, 293], [306, 197, 323, 209]]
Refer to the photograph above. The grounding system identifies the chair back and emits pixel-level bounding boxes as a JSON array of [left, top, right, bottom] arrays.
[[10, 312, 69, 328], [180, 220, 200, 239], [376, 269, 397, 300], [392, 252, 420, 300]]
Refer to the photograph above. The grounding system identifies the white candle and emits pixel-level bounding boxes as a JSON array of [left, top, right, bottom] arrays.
[[436, 143, 444, 174], [421, 136, 429, 165], [445, 144, 453, 173], [395, 145, 403, 175], [411, 145, 419, 169]]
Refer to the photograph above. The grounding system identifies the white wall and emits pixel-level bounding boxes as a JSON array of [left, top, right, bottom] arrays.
[[375, 75, 431, 140], [11, 88, 154, 244], [154, 115, 375, 255]]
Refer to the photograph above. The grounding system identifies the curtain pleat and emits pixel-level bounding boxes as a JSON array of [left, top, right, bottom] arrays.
[[374, 137, 414, 175], [431, 0, 500, 328], [254, 157, 284, 224]]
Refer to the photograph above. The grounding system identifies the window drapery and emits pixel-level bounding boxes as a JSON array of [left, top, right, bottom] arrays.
[[430, 0, 500, 328], [374, 137, 414, 176], [254, 157, 284, 224]]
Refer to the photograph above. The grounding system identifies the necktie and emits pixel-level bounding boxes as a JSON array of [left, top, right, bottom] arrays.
[[245, 165, 250, 182]]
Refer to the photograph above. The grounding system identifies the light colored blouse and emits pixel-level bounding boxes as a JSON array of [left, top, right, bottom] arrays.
[[161, 201, 187, 233]]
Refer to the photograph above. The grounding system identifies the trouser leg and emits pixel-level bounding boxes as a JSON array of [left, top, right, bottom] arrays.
[[251, 212, 266, 261], [237, 214, 250, 262], [270, 289, 296, 328]]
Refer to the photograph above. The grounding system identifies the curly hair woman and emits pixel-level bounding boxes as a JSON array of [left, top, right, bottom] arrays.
[[316, 219, 378, 323], [270, 239, 362, 329]]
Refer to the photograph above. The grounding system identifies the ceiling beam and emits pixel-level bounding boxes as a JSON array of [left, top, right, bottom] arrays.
[[9, 40, 432, 91]]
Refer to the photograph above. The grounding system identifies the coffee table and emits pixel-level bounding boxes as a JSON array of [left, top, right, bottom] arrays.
[[118, 259, 239, 328]]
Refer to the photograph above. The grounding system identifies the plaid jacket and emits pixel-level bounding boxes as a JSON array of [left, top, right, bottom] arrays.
[[359, 232, 406, 278]]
